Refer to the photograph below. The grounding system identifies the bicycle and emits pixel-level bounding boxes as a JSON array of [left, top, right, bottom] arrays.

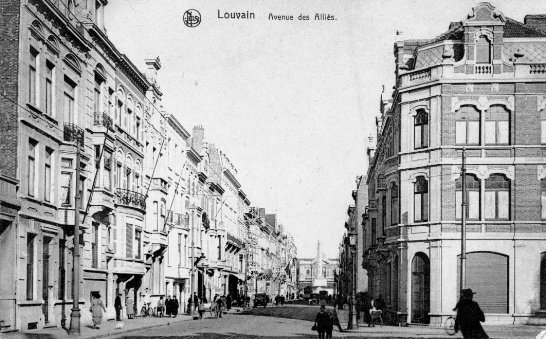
[[140, 302, 154, 317], [444, 315, 456, 336]]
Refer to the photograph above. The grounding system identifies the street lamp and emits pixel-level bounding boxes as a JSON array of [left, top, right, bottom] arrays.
[[65, 123, 84, 336], [347, 233, 357, 330]]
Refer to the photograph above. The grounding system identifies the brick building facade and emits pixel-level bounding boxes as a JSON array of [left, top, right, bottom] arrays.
[[363, 2, 546, 326]]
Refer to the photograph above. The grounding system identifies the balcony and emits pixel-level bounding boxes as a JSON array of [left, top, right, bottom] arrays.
[[93, 112, 114, 131], [63, 123, 84, 147], [474, 64, 492, 75], [115, 188, 146, 211]]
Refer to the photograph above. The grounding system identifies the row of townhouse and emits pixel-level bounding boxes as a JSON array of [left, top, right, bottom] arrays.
[[0, 0, 297, 332], [341, 2, 546, 327]]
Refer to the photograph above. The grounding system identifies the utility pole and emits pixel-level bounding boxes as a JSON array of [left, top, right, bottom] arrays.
[[68, 125, 83, 335], [460, 148, 467, 299]]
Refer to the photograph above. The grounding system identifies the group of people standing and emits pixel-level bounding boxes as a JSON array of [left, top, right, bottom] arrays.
[[156, 295, 180, 317]]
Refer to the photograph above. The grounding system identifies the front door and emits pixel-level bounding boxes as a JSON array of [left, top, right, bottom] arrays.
[[42, 237, 52, 323], [411, 253, 430, 324]]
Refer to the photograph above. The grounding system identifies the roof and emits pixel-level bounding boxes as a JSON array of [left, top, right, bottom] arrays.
[[504, 18, 546, 38]]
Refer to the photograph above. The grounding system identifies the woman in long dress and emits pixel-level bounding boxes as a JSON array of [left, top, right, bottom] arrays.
[[90, 293, 107, 329], [126, 295, 135, 319]]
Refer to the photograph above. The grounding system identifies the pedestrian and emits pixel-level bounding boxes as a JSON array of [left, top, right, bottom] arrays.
[[375, 294, 386, 313], [89, 292, 107, 329], [361, 292, 371, 327], [314, 304, 330, 339], [454, 289, 489, 339], [215, 294, 224, 318], [126, 294, 134, 319], [157, 296, 165, 317], [325, 307, 334, 339], [226, 293, 232, 310], [165, 295, 172, 317], [114, 293, 123, 321], [356, 294, 362, 325], [172, 296, 179, 318]]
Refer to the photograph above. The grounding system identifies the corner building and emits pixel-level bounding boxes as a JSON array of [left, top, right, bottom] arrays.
[[363, 3, 546, 326]]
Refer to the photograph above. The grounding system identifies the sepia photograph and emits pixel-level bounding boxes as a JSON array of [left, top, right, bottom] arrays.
[[2, 0, 546, 338]]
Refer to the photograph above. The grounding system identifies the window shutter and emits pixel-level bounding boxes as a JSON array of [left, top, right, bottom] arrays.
[[126, 224, 133, 258]]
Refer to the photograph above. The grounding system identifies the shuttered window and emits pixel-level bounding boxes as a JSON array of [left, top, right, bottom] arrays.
[[126, 224, 133, 258], [460, 252, 508, 313]]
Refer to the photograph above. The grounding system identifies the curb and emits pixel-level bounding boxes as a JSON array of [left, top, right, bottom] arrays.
[[85, 316, 193, 339]]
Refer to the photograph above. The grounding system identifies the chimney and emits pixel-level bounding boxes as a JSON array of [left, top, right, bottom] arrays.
[[192, 125, 204, 152], [524, 15, 546, 34], [145, 57, 162, 85]]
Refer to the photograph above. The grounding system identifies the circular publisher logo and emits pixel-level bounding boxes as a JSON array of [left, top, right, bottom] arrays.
[[183, 9, 201, 28]]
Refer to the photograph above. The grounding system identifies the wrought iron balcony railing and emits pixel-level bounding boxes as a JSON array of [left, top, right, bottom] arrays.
[[93, 112, 113, 130], [115, 188, 146, 210], [63, 123, 84, 147]]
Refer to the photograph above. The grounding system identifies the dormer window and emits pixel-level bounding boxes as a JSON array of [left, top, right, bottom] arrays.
[[476, 35, 491, 64]]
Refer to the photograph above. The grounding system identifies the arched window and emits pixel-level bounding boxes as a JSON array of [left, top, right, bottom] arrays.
[[414, 110, 429, 149], [390, 182, 399, 225], [116, 88, 125, 126], [485, 105, 509, 145], [456, 174, 480, 220], [485, 174, 510, 220], [476, 35, 491, 64], [456, 105, 480, 145], [414, 176, 429, 222]]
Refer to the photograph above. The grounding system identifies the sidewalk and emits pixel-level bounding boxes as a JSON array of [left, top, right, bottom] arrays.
[[1, 314, 192, 339], [343, 322, 545, 339]]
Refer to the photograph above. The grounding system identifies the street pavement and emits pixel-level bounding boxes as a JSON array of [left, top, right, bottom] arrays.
[[2, 305, 545, 338]]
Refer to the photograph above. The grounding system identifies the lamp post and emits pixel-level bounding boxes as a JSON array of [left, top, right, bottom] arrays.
[[347, 233, 357, 330], [66, 124, 84, 336]]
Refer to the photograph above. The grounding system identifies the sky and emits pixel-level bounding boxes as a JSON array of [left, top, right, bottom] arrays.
[[105, 0, 546, 258]]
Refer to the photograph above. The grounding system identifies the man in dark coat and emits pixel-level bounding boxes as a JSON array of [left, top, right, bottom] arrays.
[[455, 289, 489, 339], [226, 294, 232, 310], [172, 296, 179, 317], [114, 293, 123, 321], [165, 295, 172, 317]]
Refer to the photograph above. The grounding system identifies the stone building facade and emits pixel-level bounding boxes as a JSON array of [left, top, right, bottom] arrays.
[[0, 0, 297, 332], [363, 2, 546, 326]]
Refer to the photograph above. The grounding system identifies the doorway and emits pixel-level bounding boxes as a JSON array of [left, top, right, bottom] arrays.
[[411, 252, 430, 324]]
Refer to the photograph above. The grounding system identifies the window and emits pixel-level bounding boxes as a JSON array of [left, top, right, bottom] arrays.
[[542, 179, 546, 219], [29, 49, 38, 106], [116, 162, 122, 189], [58, 240, 66, 299], [218, 236, 222, 260], [126, 224, 133, 258], [381, 195, 386, 235], [456, 105, 480, 145], [28, 139, 37, 197], [60, 158, 72, 205], [456, 174, 481, 220], [414, 176, 429, 222], [104, 151, 112, 190], [485, 174, 510, 220], [45, 61, 54, 115], [91, 223, 99, 268], [136, 117, 141, 140], [414, 110, 429, 149], [135, 228, 142, 259], [178, 233, 182, 266], [94, 76, 101, 113], [485, 105, 509, 145], [160, 201, 165, 231], [79, 175, 85, 209], [476, 35, 491, 64], [153, 201, 159, 231], [63, 77, 75, 123], [391, 183, 399, 225], [371, 218, 377, 246], [26, 233, 35, 300], [44, 148, 53, 202], [117, 99, 123, 126], [184, 235, 188, 267]]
